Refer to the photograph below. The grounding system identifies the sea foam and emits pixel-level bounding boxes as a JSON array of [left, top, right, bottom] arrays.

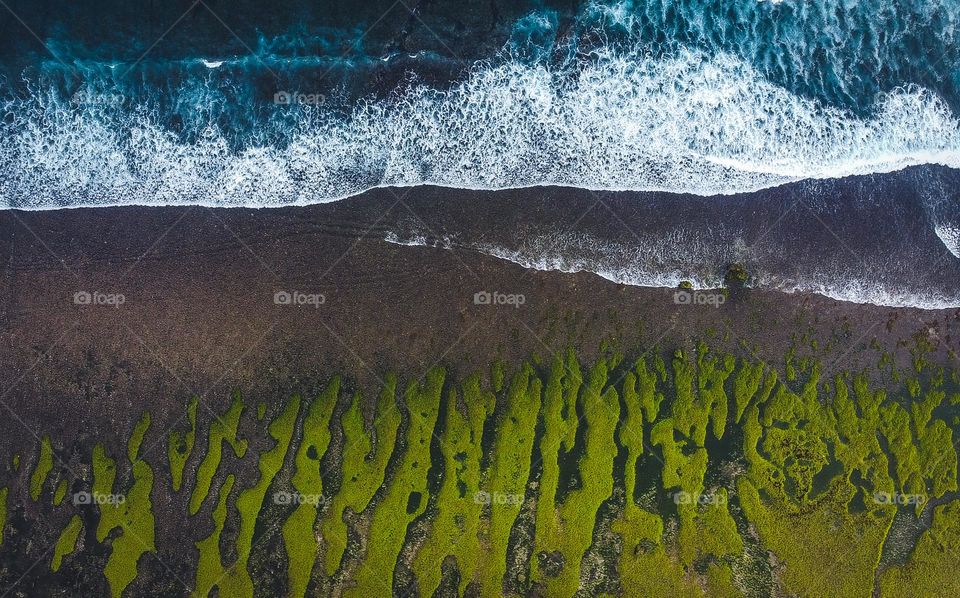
[[1, 49, 958, 209]]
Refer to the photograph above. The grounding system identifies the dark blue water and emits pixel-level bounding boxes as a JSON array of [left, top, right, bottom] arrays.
[[1, 0, 958, 308]]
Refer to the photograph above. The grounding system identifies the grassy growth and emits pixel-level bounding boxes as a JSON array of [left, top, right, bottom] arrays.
[[533, 356, 620, 595], [189, 393, 247, 515], [93, 413, 156, 598], [347, 368, 444, 597], [613, 359, 702, 595], [412, 374, 495, 596], [51, 515, 83, 572], [2, 345, 958, 596], [194, 474, 235, 596], [212, 397, 301, 597], [531, 353, 581, 585], [282, 380, 340, 598], [0, 487, 6, 546], [880, 500, 960, 596], [53, 478, 68, 506], [29, 436, 53, 501], [320, 374, 401, 576], [478, 363, 542, 598], [167, 396, 199, 492]]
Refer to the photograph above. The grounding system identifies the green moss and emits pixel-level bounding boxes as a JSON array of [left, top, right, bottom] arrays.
[[51, 515, 83, 572], [880, 500, 960, 596], [679, 280, 694, 290], [733, 359, 765, 423], [257, 402, 267, 420], [194, 474, 235, 596], [413, 374, 495, 596], [53, 478, 68, 506], [93, 413, 156, 598], [207, 398, 300, 597], [479, 363, 541, 598], [724, 262, 749, 284], [533, 357, 620, 595], [12, 454, 19, 471], [320, 374, 401, 576], [30, 436, 54, 501], [531, 353, 582, 589], [348, 368, 444, 596], [188, 393, 247, 515], [282, 381, 339, 598], [0, 487, 6, 546], [167, 396, 199, 492], [491, 359, 506, 392]]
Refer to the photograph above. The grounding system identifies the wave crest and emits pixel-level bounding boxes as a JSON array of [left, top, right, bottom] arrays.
[[2, 49, 959, 208]]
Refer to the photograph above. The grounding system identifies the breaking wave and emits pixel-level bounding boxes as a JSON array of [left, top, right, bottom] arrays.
[[2, 48, 959, 209]]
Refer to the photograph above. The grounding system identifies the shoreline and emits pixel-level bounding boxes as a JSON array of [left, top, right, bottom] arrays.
[[1, 186, 959, 595], [2, 187, 958, 434]]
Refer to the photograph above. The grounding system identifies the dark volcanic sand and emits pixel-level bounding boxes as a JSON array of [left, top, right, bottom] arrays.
[[1, 185, 959, 594], [1, 185, 958, 452]]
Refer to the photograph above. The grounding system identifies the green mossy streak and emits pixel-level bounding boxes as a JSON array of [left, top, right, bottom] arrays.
[[282, 380, 339, 598], [93, 413, 156, 598], [347, 367, 444, 597], [29, 436, 54, 501], [51, 515, 83, 572], [320, 374, 401, 576], [189, 393, 247, 515], [167, 396, 199, 492]]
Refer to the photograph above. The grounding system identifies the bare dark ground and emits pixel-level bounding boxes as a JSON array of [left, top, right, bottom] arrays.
[[0, 186, 958, 594]]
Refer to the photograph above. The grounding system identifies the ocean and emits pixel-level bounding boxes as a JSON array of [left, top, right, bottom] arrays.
[[1, 0, 958, 307]]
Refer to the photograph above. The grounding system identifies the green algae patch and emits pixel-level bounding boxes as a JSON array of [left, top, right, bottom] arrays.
[[51, 514, 83, 572], [189, 393, 248, 515], [479, 363, 542, 598], [53, 478, 68, 506], [30, 436, 54, 501], [412, 374, 496, 596], [168, 396, 199, 492], [0, 487, 7, 546], [347, 368, 444, 597], [533, 357, 620, 596], [201, 397, 301, 598], [613, 361, 702, 596], [194, 474, 235, 597], [282, 381, 340, 598], [93, 413, 156, 598], [320, 375, 401, 576], [531, 353, 581, 587], [880, 500, 960, 596], [737, 371, 906, 596]]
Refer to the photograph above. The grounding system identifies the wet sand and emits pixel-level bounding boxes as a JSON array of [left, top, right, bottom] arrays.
[[1, 185, 957, 454]]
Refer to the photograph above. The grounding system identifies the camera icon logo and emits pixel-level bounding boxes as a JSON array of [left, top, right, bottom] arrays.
[[274, 291, 292, 305], [74, 291, 92, 305], [474, 291, 491, 305]]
